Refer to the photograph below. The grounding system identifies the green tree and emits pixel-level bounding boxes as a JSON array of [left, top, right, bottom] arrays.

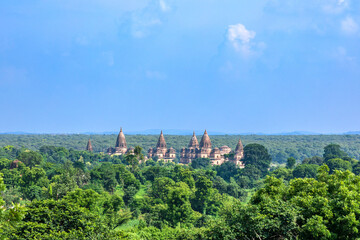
[[226, 177, 246, 200], [323, 144, 347, 161], [192, 176, 213, 214], [326, 158, 352, 173], [18, 151, 43, 168], [0, 173, 26, 237], [292, 164, 319, 179], [173, 165, 195, 189], [212, 176, 228, 194], [302, 156, 324, 165], [150, 177, 175, 201], [286, 157, 296, 169], [216, 166, 360, 239], [63, 189, 101, 212], [51, 173, 78, 200], [191, 158, 211, 169], [271, 167, 293, 181], [0, 158, 11, 170], [216, 161, 238, 182], [166, 182, 195, 226], [123, 186, 138, 206], [14, 199, 110, 239], [125, 145, 143, 173], [242, 143, 272, 175], [20, 167, 49, 200], [91, 163, 118, 193]]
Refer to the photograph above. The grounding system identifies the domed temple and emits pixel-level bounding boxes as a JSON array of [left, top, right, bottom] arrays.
[[180, 130, 245, 167], [107, 128, 134, 155], [147, 131, 176, 162]]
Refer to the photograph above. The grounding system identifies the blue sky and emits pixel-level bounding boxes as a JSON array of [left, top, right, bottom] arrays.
[[0, 0, 359, 134]]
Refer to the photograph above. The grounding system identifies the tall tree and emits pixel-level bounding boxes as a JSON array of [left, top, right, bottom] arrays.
[[193, 176, 213, 214], [242, 143, 272, 175], [0, 174, 26, 237], [286, 157, 296, 169], [18, 151, 43, 168], [323, 144, 347, 161]]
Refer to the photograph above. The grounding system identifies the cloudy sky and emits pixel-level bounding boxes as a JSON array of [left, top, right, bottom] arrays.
[[0, 0, 359, 134]]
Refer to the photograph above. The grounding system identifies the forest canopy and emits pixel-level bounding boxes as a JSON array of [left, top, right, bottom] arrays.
[[1, 134, 360, 163], [1, 140, 360, 239]]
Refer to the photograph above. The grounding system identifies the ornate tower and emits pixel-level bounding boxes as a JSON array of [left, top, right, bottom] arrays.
[[199, 129, 212, 157], [234, 138, 244, 161], [115, 128, 127, 149], [86, 139, 93, 152], [156, 130, 167, 149], [112, 128, 128, 155], [152, 130, 168, 158], [199, 130, 212, 149], [188, 131, 199, 149]]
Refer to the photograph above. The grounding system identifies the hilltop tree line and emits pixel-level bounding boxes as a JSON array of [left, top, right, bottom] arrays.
[[1, 141, 360, 239], [1, 134, 360, 163]]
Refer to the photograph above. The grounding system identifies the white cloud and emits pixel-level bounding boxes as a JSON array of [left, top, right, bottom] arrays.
[[341, 16, 358, 34], [159, 0, 170, 12], [119, 0, 170, 39], [227, 24, 257, 56], [322, 0, 348, 14], [334, 46, 356, 63]]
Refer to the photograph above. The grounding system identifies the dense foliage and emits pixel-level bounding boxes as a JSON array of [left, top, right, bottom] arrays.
[[1, 134, 360, 163], [0, 140, 360, 239]]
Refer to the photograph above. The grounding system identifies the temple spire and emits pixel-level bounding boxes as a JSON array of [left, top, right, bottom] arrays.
[[115, 127, 127, 148], [188, 131, 199, 148], [156, 130, 167, 148], [199, 129, 212, 148], [86, 138, 93, 152], [235, 138, 244, 152]]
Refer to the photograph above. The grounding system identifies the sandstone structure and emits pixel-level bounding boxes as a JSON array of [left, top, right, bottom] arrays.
[[147, 131, 176, 162], [86, 139, 93, 152], [180, 130, 244, 167], [107, 128, 134, 155]]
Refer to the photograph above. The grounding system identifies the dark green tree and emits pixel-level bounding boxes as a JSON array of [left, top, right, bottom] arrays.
[[18, 151, 43, 168], [286, 157, 296, 169], [326, 158, 352, 173], [216, 161, 238, 182], [302, 156, 324, 165], [192, 176, 213, 214], [292, 164, 319, 179], [123, 186, 138, 206], [191, 158, 211, 169], [323, 144, 347, 161], [242, 143, 272, 175]]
